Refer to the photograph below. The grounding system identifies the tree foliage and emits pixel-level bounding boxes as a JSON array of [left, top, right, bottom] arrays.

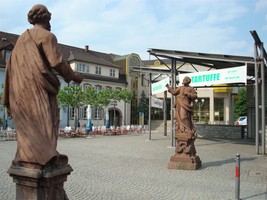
[[234, 87, 247, 120], [57, 85, 133, 109], [136, 90, 149, 124], [57, 85, 85, 129], [110, 88, 133, 103], [57, 85, 84, 109]]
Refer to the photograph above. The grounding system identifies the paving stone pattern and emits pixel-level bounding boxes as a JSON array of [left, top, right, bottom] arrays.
[[0, 132, 266, 200]]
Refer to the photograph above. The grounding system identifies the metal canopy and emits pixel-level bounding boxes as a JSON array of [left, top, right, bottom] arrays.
[[138, 48, 258, 143], [131, 66, 188, 76], [147, 48, 256, 77], [146, 31, 266, 154]]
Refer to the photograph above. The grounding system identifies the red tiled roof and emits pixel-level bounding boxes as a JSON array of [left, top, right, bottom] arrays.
[[0, 31, 120, 68]]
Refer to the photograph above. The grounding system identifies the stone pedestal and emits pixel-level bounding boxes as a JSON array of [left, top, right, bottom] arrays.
[[168, 133, 201, 170], [8, 163, 73, 200]]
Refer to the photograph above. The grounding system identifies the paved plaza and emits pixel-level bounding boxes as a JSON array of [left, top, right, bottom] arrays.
[[0, 132, 266, 200]]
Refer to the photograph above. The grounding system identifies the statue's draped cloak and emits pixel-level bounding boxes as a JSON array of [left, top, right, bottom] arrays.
[[168, 86, 197, 135], [3, 28, 75, 166]]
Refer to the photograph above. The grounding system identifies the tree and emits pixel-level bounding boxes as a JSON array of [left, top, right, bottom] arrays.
[[83, 87, 132, 108], [83, 86, 97, 106], [234, 87, 247, 120], [94, 89, 113, 108], [116, 88, 133, 103], [58, 85, 133, 128], [136, 90, 149, 124], [57, 85, 85, 129], [83, 87, 112, 128]]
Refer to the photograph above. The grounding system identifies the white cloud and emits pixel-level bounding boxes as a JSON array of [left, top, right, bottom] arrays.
[[255, 0, 267, 12]]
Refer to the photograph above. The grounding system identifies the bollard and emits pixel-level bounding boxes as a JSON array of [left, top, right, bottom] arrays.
[[235, 153, 240, 200]]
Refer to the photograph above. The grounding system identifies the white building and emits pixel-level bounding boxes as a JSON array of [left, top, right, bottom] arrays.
[[0, 31, 135, 129]]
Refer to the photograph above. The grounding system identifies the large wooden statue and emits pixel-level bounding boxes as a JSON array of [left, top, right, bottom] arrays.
[[2, 4, 83, 199], [166, 76, 201, 170]]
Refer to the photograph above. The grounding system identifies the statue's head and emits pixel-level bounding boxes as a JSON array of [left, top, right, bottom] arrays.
[[28, 4, 51, 27], [182, 76, 191, 85]]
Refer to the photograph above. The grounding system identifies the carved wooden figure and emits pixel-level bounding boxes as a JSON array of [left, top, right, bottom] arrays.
[[2, 4, 83, 199], [166, 76, 201, 170]]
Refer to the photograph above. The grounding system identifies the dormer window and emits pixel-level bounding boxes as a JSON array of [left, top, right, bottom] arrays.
[[76, 63, 89, 73]]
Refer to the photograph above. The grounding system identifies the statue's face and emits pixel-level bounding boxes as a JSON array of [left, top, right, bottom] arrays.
[[183, 81, 191, 86]]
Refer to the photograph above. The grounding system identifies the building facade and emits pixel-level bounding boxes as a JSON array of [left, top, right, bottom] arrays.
[[0, 31, 135, 129], [0, 30, 241, 130]]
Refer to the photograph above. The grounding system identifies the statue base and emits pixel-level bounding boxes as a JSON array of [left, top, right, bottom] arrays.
[[168, 133, 202, 170], [7, 162, 73, 200], [168, 155, 202, 170]]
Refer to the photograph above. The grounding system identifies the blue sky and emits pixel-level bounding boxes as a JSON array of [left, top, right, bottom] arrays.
[[1, 0, 266, 60]]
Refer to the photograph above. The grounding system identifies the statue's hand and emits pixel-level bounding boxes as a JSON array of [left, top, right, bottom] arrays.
[[72, 72, 84, 84], [166, 83, 170, 88]]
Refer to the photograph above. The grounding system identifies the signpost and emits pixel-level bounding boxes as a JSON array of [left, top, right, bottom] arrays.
[[151, 77, 169, 95], [149, 76, 169, 140], [151, 96, 163, 109]]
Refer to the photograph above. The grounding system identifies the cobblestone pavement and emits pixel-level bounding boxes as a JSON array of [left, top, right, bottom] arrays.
[[1, 132, 267, 200]]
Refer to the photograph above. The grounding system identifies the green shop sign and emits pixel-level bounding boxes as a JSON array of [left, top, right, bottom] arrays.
[[179, 65, 247, 87]]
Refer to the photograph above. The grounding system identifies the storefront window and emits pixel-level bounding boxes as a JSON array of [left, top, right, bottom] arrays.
[[193, 98, 210, 123], [214, 98, 224, 122]]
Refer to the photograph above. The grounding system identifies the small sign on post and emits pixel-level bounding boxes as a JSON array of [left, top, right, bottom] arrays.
[[151, 77, 169, 95], [151, 97, 163, 109]]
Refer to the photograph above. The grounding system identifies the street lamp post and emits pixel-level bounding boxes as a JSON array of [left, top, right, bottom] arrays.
[[195, 99, 205, 123]]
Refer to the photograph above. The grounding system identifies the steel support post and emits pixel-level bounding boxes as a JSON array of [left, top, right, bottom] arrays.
[[254, 43, 259, 154], [171, 59, 176, 147], [149, 73, 152, 140], [260, 44, 266, 154], [164, 90, 167, 136], [235, 153, 241, 200]]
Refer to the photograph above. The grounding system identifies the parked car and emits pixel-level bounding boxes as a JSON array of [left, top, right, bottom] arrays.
[[235, 116, 247, 126]]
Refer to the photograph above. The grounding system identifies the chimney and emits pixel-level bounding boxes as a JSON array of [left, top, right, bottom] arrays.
[[85, 45, 89, 52]]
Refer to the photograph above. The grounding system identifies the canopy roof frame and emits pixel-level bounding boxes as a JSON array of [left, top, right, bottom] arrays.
[[131, 31, 266, 153], [250, 30, 266, 155]]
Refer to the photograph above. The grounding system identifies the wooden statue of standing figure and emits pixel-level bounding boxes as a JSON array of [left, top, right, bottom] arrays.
[[2, 4, 84, 199], [166, 76, 201, 170]]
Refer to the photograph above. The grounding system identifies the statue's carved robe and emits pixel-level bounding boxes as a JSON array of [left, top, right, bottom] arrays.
[[168, 86, 197, 136], [3, 27, 75, 166]]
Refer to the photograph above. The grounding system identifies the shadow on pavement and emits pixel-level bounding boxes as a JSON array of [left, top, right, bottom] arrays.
[[241, 191, 267, 200], [200, 157, 256, 169], [197, 138, 255, 147]]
